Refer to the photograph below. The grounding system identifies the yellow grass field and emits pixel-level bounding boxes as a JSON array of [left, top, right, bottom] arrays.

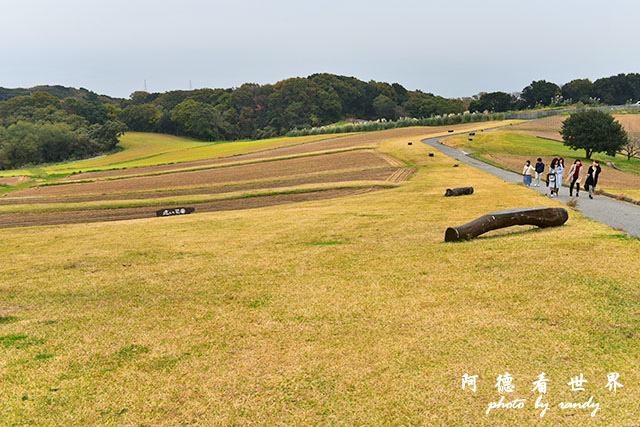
[[1, 127, 639, 425]]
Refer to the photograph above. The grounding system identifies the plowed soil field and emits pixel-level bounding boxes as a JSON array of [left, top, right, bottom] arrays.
[[11, 150, 393, 198], [0, 187, 380, 229], [0, 169, 398, 205], [62, 124, 495, 181]]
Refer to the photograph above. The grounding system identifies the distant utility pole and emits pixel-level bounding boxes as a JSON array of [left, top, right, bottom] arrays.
[[143, 79, 148, 92], [189, 80, 193, 91]]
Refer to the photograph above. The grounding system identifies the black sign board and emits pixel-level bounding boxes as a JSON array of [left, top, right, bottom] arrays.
[[156, 207, 195, 217]]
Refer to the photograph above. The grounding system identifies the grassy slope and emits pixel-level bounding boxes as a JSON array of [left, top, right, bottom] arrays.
[[447, 130, 640, 174], [46, 133, 338, 174], [447, 130, 640, 198], [1, 121, 523, 181], [0, 133, 341, 179], [1, 132, 640, 425]]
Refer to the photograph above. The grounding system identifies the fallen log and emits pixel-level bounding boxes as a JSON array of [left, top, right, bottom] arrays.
[[445, 187, 474, 197], [445, 207, 568, 242]]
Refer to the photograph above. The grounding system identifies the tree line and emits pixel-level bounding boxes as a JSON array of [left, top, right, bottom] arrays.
[[2, 72, 640, 170], [0, 92, 126, 170], [116, 74, 466, 141], [469, 73, 640, 113]]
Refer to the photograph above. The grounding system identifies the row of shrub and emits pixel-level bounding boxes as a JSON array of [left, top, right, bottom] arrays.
[[286, 112, 505, 137]]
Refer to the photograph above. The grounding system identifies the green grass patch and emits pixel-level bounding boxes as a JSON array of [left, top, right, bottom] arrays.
[[307, 240, 344, 246], [35, 353, 54, 360], [0, 334, 42, 349], [116, 344, 150, 359]]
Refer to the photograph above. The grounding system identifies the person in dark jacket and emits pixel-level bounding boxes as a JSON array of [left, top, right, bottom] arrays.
[[534, 158, 545, 187], [584, 160, 602, 199]]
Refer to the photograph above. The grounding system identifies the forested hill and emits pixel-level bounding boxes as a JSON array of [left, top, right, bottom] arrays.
[[114, 74, 466, 141], [0, 92, 126, 170], [0, 85, 118, 104]]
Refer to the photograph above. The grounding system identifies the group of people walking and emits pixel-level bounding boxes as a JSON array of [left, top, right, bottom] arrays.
[[522, 157, 602, 199]]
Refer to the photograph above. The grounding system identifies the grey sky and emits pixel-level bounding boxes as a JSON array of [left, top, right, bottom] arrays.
[[1, 0, 638, 99]]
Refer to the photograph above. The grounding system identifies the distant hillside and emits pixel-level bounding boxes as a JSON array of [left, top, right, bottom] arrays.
[[0, 85, 119, 104]]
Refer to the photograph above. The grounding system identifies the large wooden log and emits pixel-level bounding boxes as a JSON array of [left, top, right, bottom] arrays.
[[445, 207, 568, 242], [444, 187, 474, 197]]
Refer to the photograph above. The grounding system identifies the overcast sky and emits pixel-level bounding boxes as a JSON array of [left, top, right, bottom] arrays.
[[1, 0, 638, 99]]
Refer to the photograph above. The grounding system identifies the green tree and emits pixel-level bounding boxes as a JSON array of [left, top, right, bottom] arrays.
[[90, 120, 128, 151], [521, 80, 561, 107], [171, 99, 227, 141], [561, 79, 593, 103], [119, 104, 161, 131], [560, 110, 628, 159], [591, 73, 640, 105], [372, 95, 397, 120], [468, 92, 515, 113]]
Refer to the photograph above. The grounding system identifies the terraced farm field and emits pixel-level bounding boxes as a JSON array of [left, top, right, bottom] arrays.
[[11, 150, 394, 197], [0, 121, 517, 229], [44, 133, 336, 174]]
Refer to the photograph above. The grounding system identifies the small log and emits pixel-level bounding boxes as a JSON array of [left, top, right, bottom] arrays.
[[445, 207, 568, 242], [445, 187, 474, 197]]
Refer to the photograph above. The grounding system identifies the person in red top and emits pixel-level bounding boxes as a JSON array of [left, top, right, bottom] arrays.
[[567, 159, 584, 197]]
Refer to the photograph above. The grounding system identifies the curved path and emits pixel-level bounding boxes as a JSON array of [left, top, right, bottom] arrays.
[[422, 132, 640, 237]]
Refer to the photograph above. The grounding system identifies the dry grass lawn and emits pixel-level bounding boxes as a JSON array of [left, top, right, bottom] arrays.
[[1, 128, 640, 425]]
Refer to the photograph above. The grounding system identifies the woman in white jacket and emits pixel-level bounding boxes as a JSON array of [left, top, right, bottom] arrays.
[[555, 157, 565, 195]]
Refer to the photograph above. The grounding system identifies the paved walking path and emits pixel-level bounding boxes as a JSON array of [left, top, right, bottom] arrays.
[[421, 132, 640, 237]]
